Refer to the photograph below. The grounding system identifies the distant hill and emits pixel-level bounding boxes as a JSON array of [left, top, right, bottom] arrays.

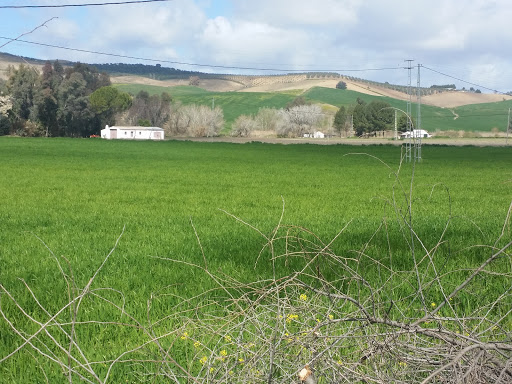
[[1, 51, 511, 108]]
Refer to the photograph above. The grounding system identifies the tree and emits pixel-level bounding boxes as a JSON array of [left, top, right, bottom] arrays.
[[189, 76, 200, 86], [7, 64, 39, 124], [89, 86, 131, 126], [231, 115, 257, 137], [33, 61, 64, 136], [336, 81, 347, 90], [255, 107, 280, 132], [54, 63, 112, 136], [4, 62, 110, 137], [276, 104, 323, 137], [365, 101, 393, 132], [66, 62, 110, 93], [127, 91, 171, 127], [166, 103, 224, 137], [333, 106, 347, 136], [57, 72, 96, 137], [0, 95, 11, 135], [186, 104, 224, 137], [352, 100, 369, 136], [351, 99, 393, 136]]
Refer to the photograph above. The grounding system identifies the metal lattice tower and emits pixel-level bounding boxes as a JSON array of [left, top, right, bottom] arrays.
[[415, 64, 422, 162], [404, 60, 414, 162]]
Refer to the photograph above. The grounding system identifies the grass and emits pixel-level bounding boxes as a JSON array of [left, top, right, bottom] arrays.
[[0, 137, 511, 382]]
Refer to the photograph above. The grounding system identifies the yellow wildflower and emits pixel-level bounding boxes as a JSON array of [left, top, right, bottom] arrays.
[[299, 294, 308, 301], [194, 341, 201, 348], [220, 350, 227, 357], [199, 356, 207, 365], [180, 332, 189, 340], [224, 335, 232, 343]]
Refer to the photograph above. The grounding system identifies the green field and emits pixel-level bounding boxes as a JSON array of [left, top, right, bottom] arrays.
[[115, 84, 298, 131], [1, 138, 511, 382], [115, 83, 512, 133]]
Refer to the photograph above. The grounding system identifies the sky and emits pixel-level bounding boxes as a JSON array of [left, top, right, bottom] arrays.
[[1, 0, 512, 92]]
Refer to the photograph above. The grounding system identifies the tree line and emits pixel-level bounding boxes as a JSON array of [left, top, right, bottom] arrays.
[[0, 63, 398, 139], [1, 61, 112, 137], [0, 62, 225, 138], [230, 96, 396, 138]]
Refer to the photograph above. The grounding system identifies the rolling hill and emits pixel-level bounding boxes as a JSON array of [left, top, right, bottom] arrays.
[[2, 51, 512, 133]]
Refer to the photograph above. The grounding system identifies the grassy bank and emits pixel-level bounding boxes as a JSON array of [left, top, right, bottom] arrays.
[[0, 138, 511, 382]]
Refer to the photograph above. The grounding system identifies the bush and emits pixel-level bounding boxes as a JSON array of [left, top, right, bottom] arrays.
[[336, 81, 347, 90], [231, 115, 257, 137]]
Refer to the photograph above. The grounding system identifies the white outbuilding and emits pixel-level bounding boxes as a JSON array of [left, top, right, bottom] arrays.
[[101, 125, 165, 141], [303, 131, 325, 139], [401, 129, 431, 139]]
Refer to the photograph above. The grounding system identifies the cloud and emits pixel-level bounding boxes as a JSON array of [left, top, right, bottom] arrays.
[[195, 17, 310, 69], [90, 1, 205, 50], [3, 0, 512, 90], [232, 0, 362, 28]]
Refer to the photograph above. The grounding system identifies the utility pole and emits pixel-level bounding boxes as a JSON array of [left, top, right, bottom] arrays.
[[394, 109, 398, 140], [507, 107, 511, 145], [415, 63, 422, 162], [404, 59, 414, 162]]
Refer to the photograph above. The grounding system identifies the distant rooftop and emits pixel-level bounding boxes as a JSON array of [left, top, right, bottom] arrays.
[[109, 126, 164, 131]]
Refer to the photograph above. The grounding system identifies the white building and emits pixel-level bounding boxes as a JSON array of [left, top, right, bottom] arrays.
[[101, 125, 165, 141], [303, 131, 325, 139], [401, 129, 431, 139]]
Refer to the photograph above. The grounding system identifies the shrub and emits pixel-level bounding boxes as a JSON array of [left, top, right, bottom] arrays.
[[231, 115, 257, 137], [335, 81, 347, 90]]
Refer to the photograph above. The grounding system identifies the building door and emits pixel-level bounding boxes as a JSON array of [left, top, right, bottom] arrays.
[[110, 129, 117, 139]]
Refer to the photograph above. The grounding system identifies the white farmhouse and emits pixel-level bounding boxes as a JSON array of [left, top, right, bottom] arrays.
[[101, 125, 165, 141]]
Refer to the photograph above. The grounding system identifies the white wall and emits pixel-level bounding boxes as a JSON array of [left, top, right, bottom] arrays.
[[101, 126, 164, 140]]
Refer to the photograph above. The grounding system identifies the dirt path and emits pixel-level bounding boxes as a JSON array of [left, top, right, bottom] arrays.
[[170, 137, 512, 147]]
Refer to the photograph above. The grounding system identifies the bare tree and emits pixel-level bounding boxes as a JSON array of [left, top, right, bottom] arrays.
[[255, 107, 280, 132], [231, 114, 257, 137], [166, 104, 224, 137], [166, 101, 190, 136], [0, 95, 12, 117], [189, 76, 200, 86], [276, 104, 324, 137]]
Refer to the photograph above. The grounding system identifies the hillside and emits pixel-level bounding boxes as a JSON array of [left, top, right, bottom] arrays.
[[2, 51, 511, 109], [110, 73, 512, 108]]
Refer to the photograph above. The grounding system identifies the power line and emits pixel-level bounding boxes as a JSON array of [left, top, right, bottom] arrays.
[[0, 0, 172, 8], [0, 36, 402, 74], [0, 18, 57, 50], [422, 65, 504, 95]]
